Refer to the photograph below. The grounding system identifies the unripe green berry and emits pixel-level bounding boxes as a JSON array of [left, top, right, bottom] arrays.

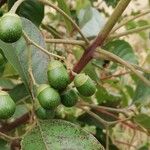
[[0, 13, 22, 43], [0, 91, 16, 119], [61, 89, 78, 107], [35, 107, 55, 120], [74, 73, 96, 97], [37, 84, 61, 110], [47, 60, 70, 90]]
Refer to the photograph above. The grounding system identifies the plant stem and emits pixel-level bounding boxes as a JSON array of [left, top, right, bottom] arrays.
[[106, 125, 109, 150], [132, 64, 150, 74], [100, 71, 130, 80], [111, 9, 150, 33], [77, 106, 109, 126], [46, 38, 86, 46], [38, 0, 89, 44], [79, 102, 129, 115], [97, 48, 150, 86], [0, 132, 18, 141], [110, 24, 150, 39], [0, 112, 31, 133], [9, 0, 25, 13], [23, 31, 65, 60], [71, 0, 132, 80]]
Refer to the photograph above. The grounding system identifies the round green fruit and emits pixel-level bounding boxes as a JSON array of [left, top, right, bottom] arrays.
[[35, 107, 55, 120], [61, 89, 78, 107], [47, 60, 70, 90], [74, 73, 96, 97], [37, 84, 61, 110], [0, 91, 16, 119], [0, 13, 22, 43]]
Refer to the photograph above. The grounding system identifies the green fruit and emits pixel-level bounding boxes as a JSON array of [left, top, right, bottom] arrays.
[[74, 73, 96, 97], [37, 84, 61, 110], [61, 89, 78, 107], [0, 91, 16, 119], [0, 13, 22, 43], [35, 107, 55, 120], [47, 60, 70, 90]]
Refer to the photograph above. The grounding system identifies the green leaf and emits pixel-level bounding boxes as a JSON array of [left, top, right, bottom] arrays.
[[0, 78, 16, 89], [13, 104, 29, 118], [78, 7, 106, 38], [96, 85, 121, 106], [134, 114, 150, 130], [57, 0, 73, 32], [0, 139, 9, 150], [21, 120, 104, 150], [83, 62, 99, 81], [104, 40, 138, 64], [3, 63, 18, 77], [138, 144, 150, 150], [8, 0, 44, 26], [0, 17, 49, 92], [76, 0, 91, 14], [9, 84, 29, 102], [133, 74, 150, 104]]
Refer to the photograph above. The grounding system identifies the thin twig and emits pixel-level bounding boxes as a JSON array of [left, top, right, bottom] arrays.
[[38, 0, 89, 44], [0, 131, 18, 141], [97, 48, 150, 86], [106, 125, 109, 150], [112, 9, 150, 33], [79, 101, 129, 115], [110, 24, 150, 39], [45, 38, 86, 46], [23, 31, 65, 60], [77, 106, 109, 126], [77, 105, 121, 126], [100, 71, 130, 80], [132, 64, 150, 74], [9, 0, 25, 13]]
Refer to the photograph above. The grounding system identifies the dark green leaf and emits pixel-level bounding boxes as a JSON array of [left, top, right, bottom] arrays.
[[0, 139, 9, 150], [104, 40, 138, 64], [8, 0, 44, 26], [84, 62, 99, 81], [0, 78, 16, 89], [134, 114, 150, 130], [21, 120, 104, 150], [9, 84, 29, 102], [133, 74, 150, 104], [96, 85, 121, 106], [104, 0, 120, 7], [0, 17, 49, 92]]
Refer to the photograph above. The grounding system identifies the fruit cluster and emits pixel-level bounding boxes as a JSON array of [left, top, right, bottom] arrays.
[[0, 13, 96, 120], [36, 60, 96, 119]]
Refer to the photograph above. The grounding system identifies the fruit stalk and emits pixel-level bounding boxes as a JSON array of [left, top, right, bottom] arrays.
[[9, 0, 25, 13]]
